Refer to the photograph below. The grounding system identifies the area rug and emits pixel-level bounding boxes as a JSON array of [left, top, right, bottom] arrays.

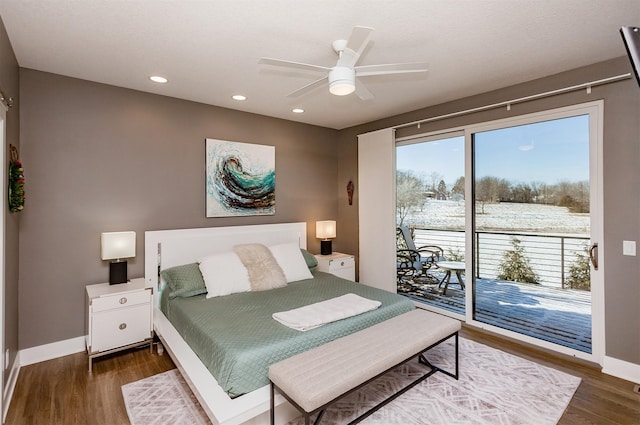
[[121, 369, 209, 425], [122, 337, 581, 425]]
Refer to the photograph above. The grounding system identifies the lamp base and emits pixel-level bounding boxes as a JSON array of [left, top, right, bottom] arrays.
[[109, 261, 128, 285], [320, 240, 333, 255]]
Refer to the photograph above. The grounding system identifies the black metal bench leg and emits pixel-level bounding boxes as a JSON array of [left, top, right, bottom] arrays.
[[418, 332, 459, 380], [454, 332, 459, 379], [313, 409, 326, 425], [269, 382, 276, 425]]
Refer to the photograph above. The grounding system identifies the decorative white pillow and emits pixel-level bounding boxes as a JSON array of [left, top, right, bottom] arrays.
[[268, 242, 314, 283], [198, 252, 251, 298]]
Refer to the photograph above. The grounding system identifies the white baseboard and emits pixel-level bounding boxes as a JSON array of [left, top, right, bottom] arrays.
[[603, 355, 640, 385], [19, 336, 86, 367], [3, 352, 20, 423]]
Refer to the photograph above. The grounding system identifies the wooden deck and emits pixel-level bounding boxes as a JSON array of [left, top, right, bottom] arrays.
[[398, 272, 592, 353]]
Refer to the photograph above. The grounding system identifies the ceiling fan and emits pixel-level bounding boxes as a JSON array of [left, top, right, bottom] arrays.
[[259, 26, 428, 100]]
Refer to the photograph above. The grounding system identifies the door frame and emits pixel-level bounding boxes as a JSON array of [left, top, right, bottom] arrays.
[[0, 102, 6, 421], [463, 100, 605, 365]]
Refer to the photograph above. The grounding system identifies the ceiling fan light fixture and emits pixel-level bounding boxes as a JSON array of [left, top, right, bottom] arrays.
[[329, 67, 356, 96], [329, 81, 355, 96]]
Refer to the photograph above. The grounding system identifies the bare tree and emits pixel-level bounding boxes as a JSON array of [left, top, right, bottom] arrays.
[[511, 182, 537, 203], [555, 180, 590, 212], [475, 176, 509, 213], [396, 170, 427, 225], [428, 172, 443, 193]]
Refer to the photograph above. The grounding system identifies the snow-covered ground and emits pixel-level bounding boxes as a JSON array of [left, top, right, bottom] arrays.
[[402, 200, 589, 235]]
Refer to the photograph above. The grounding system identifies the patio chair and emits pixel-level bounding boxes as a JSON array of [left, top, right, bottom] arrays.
[[396, 226, 445, 283]]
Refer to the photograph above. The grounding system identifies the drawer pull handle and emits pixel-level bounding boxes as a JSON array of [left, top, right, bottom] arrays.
[[119, 323, 127, 330], [119, 297, 127, 304], [340, 261, 345, 266]]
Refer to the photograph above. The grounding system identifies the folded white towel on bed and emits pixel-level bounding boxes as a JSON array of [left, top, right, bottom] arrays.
[[272, 293, 382, 331]]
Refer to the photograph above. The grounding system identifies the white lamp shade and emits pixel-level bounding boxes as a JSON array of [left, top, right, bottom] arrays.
[[101, 231, 136, 260], [316, 220, 337, 239]]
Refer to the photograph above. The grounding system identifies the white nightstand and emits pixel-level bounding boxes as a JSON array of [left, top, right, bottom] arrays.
[[314, 252, 356, 281], [85, 277, 153, 372]]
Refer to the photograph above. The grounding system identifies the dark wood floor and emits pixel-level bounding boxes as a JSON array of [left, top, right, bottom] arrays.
[[5, 328, 640, 425], [5, 345, 175, 425]]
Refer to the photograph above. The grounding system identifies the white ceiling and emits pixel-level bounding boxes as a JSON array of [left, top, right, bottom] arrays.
[[0, 0, 638, 130]]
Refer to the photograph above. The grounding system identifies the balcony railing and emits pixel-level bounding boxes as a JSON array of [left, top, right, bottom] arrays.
[[411, 227, 590, 289]]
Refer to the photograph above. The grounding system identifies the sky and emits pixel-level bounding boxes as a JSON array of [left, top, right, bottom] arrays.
[[396, 114, 590, 186]]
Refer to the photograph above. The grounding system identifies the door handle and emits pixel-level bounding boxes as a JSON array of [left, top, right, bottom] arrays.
[[589, 243, 598, 271]]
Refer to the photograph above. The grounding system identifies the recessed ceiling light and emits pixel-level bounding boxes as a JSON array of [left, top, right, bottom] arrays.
[[232, 95, 247, 101], [292, 108, 304, 113], [149, 75, 168, 83]]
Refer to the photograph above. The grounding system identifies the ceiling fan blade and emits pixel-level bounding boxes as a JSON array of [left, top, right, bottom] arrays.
[[259, 57, 329, 73], [355, 78, 374, 101], [346, 26, 374, 57], [355, 62, 429, 77], [286, 76, 329, 98], [338, 26, 374, 68]]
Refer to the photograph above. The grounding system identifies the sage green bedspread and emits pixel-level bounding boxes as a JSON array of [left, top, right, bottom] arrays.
[[160, 272, 414, 398]]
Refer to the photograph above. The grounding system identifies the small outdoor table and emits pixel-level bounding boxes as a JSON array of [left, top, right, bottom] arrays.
[[436, 261, 466, 295]]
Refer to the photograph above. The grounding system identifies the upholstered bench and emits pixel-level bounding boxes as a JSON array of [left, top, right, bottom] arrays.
[[269, 309, 461, 425]]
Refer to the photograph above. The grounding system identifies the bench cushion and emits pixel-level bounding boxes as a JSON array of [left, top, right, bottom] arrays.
[[269, 309, 461, 413]]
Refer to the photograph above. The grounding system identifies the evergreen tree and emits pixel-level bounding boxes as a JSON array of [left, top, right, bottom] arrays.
[[437, 179, 447, 199], [497, 237, 539, 284], [566, 245, 591, 290]]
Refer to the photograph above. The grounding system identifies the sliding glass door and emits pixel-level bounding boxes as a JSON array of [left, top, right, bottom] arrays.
[[396, 101, 603, 362], [467, 102, 603, 361]]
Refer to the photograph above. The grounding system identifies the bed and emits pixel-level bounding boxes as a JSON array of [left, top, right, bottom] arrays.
[[144, 223, 415, 425]]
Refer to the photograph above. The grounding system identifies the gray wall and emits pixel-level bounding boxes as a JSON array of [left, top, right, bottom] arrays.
[[18, 69, 340, 349], [338, 57, 640, 366], [13, 51, 640, 368], [0, 14, 20, 388]]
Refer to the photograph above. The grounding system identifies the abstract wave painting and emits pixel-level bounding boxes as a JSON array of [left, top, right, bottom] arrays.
[[205, 139, 275, 217]]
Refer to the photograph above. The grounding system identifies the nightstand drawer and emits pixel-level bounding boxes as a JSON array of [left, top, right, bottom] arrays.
[[90, 304, 151, 353], [91, 289, 150, 312], [328, 257, 355, 271]]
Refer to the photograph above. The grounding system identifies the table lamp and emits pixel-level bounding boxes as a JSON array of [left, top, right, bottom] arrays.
[[101, 231, 136, 284], [316, 220, 336, 255]]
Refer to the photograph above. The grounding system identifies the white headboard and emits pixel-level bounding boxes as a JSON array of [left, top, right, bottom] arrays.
[[144, 222, 307, 301]]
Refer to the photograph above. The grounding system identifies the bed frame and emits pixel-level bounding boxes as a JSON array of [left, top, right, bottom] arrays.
[[144, 222, 307, 425]]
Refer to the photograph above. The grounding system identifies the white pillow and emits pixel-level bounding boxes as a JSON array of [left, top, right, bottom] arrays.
[[198, 252, 251, 298], [268, 242, 314, 283]]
